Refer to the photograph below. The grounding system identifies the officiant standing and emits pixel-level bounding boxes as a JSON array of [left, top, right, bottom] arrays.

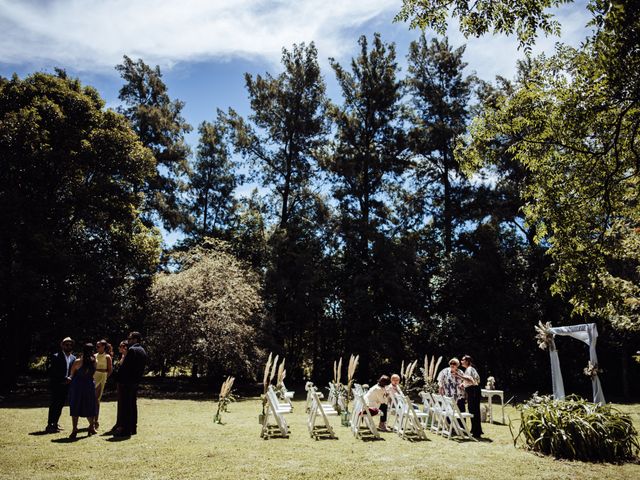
[[113, 331, 147, 437]]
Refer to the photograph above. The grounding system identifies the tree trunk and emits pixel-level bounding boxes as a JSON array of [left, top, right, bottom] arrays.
[[442, 150, 452, 256]]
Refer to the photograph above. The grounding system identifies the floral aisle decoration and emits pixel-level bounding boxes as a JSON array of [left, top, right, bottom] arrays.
[[260, 352, 280, 420], [344, 354, 359, 412], [214, 376, 236, 424], [420, 354, 442, 394], [400, 359, 419, 394], [329, 357, 346, 412], [274, 358, 287, 399]]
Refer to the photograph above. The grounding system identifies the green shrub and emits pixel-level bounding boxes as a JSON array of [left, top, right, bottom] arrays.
[[511, 394, 639, 462]]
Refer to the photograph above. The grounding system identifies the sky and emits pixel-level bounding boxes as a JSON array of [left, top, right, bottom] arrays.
[[0, 0, 594, 244]]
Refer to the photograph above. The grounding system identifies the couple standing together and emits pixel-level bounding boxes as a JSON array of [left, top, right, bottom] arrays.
[[437, 355, 483, 439], [45, 332, 147, 439]]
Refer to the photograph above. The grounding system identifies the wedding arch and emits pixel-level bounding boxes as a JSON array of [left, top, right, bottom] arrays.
[[536, 322, 606, 404]]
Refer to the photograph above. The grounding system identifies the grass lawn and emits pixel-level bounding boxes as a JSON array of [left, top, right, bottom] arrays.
[[0, 395, 639, 480]]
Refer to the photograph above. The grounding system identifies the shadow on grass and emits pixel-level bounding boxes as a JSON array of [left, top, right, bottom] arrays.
[[51, 434, 92, 443], [476, 437, 494, 443], [106, 435, 131, 442]]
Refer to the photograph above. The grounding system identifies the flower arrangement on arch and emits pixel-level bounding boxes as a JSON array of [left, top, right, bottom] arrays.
[[583, 361, 603, 378], [535, 321, 554, 350]]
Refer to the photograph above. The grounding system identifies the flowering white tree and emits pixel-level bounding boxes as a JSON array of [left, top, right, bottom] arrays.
[[147, 239, 265, 378]]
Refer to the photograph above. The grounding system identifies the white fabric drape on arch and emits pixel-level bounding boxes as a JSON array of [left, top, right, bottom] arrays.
[[546, 323, 605, 404]]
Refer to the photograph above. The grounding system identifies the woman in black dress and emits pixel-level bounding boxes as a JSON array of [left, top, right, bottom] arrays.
[[68, 343, 98, 439]]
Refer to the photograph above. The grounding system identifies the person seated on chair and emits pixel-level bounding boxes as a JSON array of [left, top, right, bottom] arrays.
[[364, 375, 391, 431], [388, 374, 401, 395]]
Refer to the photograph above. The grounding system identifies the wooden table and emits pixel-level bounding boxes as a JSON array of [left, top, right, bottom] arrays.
[[481, 389, 505, 424]]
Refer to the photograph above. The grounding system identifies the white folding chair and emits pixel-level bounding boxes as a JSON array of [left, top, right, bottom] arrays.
[[307, 388, 338, 439], [439, 396, 476, 441], [305, 382, 325, 413], [350, 391, 380, 440], [419, 392, 437, 429], [279, 381, 295, 407], [429, 393, 446, 435], [260, 386, 291, 438], [395, 391, 428, 440], [388, 389, 401, 429], [447, 396, 476, 441]]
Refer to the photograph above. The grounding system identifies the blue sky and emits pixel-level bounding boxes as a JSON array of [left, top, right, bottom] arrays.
[[0, 0, 593, 244]]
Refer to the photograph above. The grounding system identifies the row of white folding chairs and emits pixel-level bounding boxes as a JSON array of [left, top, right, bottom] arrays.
[[419, 392, 476, 440]]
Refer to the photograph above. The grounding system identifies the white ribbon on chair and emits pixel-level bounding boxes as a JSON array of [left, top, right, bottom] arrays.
[[547, 323, 605, 404]]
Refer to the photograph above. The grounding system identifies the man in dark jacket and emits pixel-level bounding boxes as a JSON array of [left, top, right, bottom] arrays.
[[114, 331, 147, 437], [45, 337, 76, 433]]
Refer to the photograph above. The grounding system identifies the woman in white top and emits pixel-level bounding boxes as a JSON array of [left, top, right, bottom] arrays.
[[459, 355, 483, 438], [364, 375, 391, 431]]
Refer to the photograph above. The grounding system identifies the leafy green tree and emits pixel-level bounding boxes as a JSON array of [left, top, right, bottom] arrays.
[[325, 34, 408, 376], [225, 42, 328, 228], [116, 56, 192, 229], [406, 35, 475, 255], [462, 46, 639, 331], [0, 71, 161, 390], [146, 240, 264, 379], [186, 115, 240, 239], [224, 43, 331, 378], [397, 0, 640, 332], [395, 0, 570, 49]]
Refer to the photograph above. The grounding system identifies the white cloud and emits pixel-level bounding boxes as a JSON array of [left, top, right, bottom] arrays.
[[0, 0, 401, 71], [0, 0, 594, 83]]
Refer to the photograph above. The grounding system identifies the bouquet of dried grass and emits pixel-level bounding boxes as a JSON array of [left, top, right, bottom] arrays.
[[400, 359, 419, 394], [512, 394, 639, 462], [345, 354, 359, 412], [261, 353, 279, 415], [214, 376, 236, 424], [420, 354, 442, 393], [330, 357, 346, 412], [275, 358, 288, 400]]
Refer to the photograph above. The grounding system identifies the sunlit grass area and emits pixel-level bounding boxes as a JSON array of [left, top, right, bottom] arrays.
[[1, 397, 639, 480]]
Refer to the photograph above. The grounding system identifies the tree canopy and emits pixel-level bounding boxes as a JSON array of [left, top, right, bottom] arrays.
[[0, 71, 161, 389]]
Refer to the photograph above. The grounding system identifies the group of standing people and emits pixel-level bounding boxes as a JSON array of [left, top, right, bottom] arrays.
[[363, 354, 483, 439], [45, 332, 147, 439], [436, 355, 483, 439]]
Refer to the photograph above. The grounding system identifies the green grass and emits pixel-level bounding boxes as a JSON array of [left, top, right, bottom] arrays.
[[0, 397, 639, 480]]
